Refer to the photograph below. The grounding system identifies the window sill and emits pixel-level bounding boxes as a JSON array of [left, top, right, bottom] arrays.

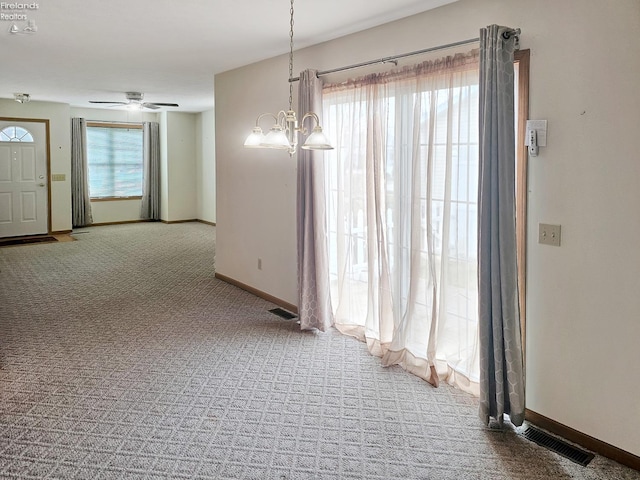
[[90, 196, 143, 202]]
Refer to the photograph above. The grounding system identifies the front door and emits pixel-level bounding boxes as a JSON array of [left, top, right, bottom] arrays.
[[0, 120, 49, 238]]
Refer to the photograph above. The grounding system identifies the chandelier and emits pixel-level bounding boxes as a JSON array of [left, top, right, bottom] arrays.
[[244, 0, 333, 155]]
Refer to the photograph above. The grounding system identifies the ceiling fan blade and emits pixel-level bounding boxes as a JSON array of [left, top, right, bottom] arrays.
[[89, 95, 178, 110], [146, 102, 179, 107]]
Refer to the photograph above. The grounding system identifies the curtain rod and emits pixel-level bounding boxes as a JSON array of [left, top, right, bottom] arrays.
[[85, 120, 144, 125], [289, 37, 479, 83], [289, 28, 520, 82]]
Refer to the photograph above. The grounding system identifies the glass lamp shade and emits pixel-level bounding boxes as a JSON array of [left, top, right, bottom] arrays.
[[244, 127, 265, 148], [261, 125, 291, 149], [301, 126, 334, 150]]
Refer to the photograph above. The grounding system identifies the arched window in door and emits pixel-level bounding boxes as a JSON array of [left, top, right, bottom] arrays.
[[0, 126, 34, 142]]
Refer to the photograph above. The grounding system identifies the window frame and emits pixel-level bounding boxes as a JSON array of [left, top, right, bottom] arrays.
[[0, 125, 34, 142], [514, 49, 530, 359], [86, 121, 144, 201]]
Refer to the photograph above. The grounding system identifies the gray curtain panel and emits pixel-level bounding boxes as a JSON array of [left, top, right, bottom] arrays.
[[70, 117, 93, 228], [478, 25, 525, 427], [296, 69, 334, 332], [140, 122, 161, 220]]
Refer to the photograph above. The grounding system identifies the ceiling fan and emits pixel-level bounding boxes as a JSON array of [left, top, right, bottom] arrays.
[[89, 92, 179, 110]]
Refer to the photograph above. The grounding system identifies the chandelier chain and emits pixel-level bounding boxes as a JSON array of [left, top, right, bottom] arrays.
[[243, 0, 332, 154], [288, 0, 294, 111]]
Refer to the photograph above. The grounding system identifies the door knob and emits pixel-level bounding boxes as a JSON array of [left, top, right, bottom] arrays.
[[38, 183, 45, 187]]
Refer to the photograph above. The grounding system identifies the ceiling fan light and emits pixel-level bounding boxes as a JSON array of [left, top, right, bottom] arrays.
[[261, 125, 291, 149], [301, 126, 334, 150], [89, 92, 179, 110], [126, 92, 144, 102], [244, 127, 265, 148]]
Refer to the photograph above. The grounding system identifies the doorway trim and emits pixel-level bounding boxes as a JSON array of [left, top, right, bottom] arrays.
[[0, 117, 52, 237], [514, 49, 530, 360]]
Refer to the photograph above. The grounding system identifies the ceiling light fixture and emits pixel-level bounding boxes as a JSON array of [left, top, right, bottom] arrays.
[[244, 0, 333, 156], [14, 93, 30, 104]]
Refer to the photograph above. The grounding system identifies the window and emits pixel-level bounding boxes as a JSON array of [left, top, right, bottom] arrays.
[[321, 50, 530, 393], [0, 126, 34, 142], [322, 52, 482, 391], [86, 122, 143, 198]]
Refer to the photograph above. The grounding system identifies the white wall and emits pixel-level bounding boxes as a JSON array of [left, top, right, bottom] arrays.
[[197, 109, 216, 223], [71, 107, 159, 224], [214, 0, 640, 457], [1, 99, 71, 232], [521, 0, 640, 458], [71, 107, 157, 124], [160, 111, 198, 222], [88, 199, 143, 224]]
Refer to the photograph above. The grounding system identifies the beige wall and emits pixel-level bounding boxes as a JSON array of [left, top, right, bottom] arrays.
[[160, 111, 198, 222], [214, 0, 640, 457], [197, 108, 216, 224], [215, 52, 297, 303]]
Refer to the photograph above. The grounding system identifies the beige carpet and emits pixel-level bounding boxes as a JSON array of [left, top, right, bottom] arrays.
[[0, 222, 637, 479]]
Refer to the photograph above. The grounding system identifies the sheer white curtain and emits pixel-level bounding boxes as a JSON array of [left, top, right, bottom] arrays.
[[323, 51, 481, 394]]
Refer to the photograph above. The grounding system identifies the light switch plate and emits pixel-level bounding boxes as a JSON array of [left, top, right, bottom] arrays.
[[539, 223, 561, 247], [51, 174, 66, 182], [525, 120, 547, 146]]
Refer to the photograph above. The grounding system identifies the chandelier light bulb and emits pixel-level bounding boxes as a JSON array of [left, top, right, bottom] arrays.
[[262, 125, 291, 150], [244, 127, 265, 148], [301, 126, 333, 150]]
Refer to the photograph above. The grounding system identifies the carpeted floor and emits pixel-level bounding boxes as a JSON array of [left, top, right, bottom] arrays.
[[0, 222, 637, 480]]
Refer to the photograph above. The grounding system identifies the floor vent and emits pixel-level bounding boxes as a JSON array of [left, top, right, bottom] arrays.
[[268, 308, 297, 320], [521, 425, 594, 466]]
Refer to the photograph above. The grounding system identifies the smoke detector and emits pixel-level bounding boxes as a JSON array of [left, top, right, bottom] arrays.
[[14, 93, 30, 104]]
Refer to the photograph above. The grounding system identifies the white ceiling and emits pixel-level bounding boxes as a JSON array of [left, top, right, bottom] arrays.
[[1, 0, 455, 112]]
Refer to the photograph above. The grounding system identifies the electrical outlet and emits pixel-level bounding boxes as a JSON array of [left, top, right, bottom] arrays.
[[539, 223, 561, 247], [258, 258, 262, 270]]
